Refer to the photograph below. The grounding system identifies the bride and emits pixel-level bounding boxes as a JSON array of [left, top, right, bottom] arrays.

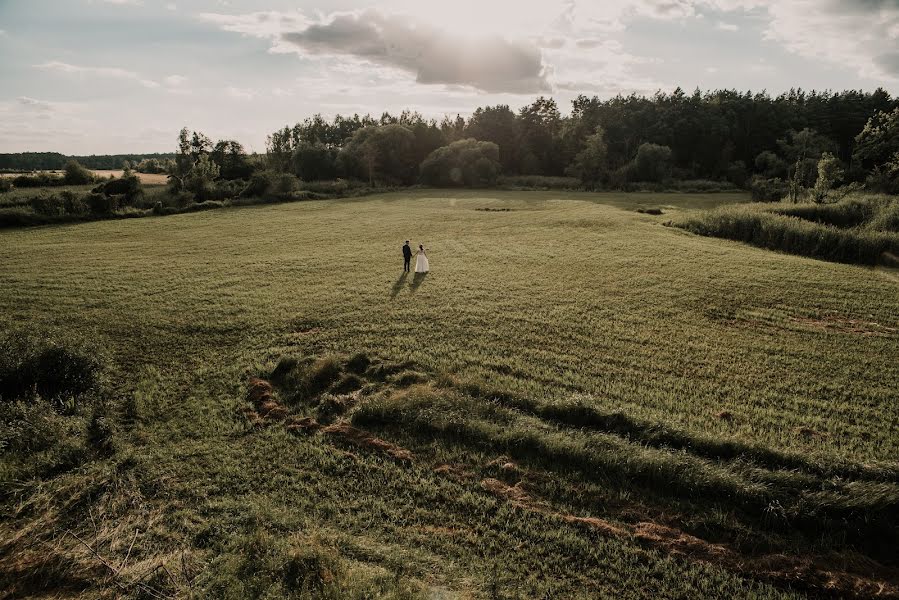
[[414, 244, 429, 273]]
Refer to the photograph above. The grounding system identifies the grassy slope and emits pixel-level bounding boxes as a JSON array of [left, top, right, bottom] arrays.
[[1, 189, 896, 598]]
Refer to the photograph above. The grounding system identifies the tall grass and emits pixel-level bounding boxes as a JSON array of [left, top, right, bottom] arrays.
[[676, 195, 899, 265]]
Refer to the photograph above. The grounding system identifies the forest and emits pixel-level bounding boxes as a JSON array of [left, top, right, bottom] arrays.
[[0, 152, 175, 172], [262, 88, 899, 193], [2, 88, 899, 230]]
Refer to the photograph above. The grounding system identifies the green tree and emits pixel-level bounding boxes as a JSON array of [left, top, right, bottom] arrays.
[[184, 155, 220, 200], [853, 108, 899, 171], [211, 140, 254, 180], [632, 143, 673, 182], [420, 139, 501, 187], [812, 152, 844, 203], [567, 127, 608, 187], [291, 142, 338, 181], [338, 125, 416, 185], [466, 105, 520, 173]]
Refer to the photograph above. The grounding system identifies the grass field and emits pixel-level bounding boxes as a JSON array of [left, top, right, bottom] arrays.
[[0, 170, 169, 184], [1, 190, 897, 598]]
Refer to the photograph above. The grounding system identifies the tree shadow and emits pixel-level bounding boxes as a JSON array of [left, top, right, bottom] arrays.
[[390, 272, 409, 298], [410, 272, 428, 292]]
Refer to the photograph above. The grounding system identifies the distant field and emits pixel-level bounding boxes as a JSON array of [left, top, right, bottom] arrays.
[[91, 169, 168, 184], [0, 169, 168, 184], [1, 190, 896, 598]]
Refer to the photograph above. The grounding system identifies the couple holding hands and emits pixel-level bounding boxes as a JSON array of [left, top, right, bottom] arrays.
[[402, 241, 429, 273]]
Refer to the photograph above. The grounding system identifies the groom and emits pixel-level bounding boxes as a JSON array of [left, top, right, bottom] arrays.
[[402, 240, 412, 272]]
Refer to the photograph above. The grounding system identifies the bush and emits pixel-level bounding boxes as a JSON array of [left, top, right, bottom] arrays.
[[631, 143, 673, 182], [672, 180, 739, 193], [274, 173, 301, 195], [867, 200, 899, 233], [241, 170, 277, 198], [12, 172, 66, 188], [60, 190, 88, 215], [94, 174, 143, 206], [749, 176, 788, 202], [420, 139, 501, 187], [497, 175, 582, 190], [86, 192, 117, 215], [0, 178, 12, 193], [29, 193, 66, 216], [63, 160, 95, 185]]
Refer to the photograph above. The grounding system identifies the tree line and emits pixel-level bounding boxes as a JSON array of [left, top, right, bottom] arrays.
[[0, 152, 176, 172], [5, 87, 899, 206], [261, 88, 899, 195]]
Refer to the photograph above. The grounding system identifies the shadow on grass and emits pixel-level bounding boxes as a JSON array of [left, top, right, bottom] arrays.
[[411, 272, 428, 292], [390, 272, 409, 298]]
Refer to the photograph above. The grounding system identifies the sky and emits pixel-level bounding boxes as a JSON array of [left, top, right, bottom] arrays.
[[1, 0, 898, 154]]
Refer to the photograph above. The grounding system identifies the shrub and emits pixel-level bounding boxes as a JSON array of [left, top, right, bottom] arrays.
[[12, 172, 66, 188], [274, 173, 301, 195], [754, 151, 787, 179], [867, 200, 899, 233], [29, 193, 66, 216], [208, 179, 244, 201], [95, 174, 143, 206], [63, 160, 95, 185], [184, 154, 221, 201], [812, 152, 844, 203], [631, 143, 673, 182], [749, 176, 788, 202], [497, 175, 582, 190], [60, 190, 88, 215], [0, 178, 12, 193], [86, 192, 117, 215], [240, 170, 277, 198], [420, 139, 501, 187], [672, 179, 738, 193], [30, 191, 89, 217]]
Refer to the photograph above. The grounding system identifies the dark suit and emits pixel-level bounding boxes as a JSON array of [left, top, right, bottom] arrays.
[[403, 244, 412, 272]]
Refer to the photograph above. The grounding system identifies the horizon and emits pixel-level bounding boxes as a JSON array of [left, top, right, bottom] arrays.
[[2, 0, 899, 154], [1, 85, 896, 157]]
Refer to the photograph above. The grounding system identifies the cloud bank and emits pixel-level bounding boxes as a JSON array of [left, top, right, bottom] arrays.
[[201, 9, 551, 94]]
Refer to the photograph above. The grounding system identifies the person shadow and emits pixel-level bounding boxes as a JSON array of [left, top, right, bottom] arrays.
[[410, 271, 428, 292], [390, 272, 408, 298]]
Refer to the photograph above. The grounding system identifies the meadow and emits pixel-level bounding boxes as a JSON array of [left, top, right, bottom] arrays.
[[1, 190, 897, 598]]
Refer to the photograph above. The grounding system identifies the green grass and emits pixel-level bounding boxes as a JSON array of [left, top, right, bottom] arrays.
[[1, 189, 896, 598], [675, 194, 899, 265]]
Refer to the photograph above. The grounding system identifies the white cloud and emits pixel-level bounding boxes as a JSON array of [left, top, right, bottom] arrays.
[[166, 2, 177, 10], [717, 21, 739, 31], [99, 0, 144, 5], [164, 74, 187, 86], [35, 60, 159, 88], [199, 10, 309, 41], [203, 9, 550, 94], [0, 29, 7, 36], [700, 0, 899, 82]]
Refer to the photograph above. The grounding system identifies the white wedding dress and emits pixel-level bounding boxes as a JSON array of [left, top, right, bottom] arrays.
[[415, 250, 429, 273]]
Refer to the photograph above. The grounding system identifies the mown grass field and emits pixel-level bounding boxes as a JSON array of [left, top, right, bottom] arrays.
[[1, 189, 897, 598]]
